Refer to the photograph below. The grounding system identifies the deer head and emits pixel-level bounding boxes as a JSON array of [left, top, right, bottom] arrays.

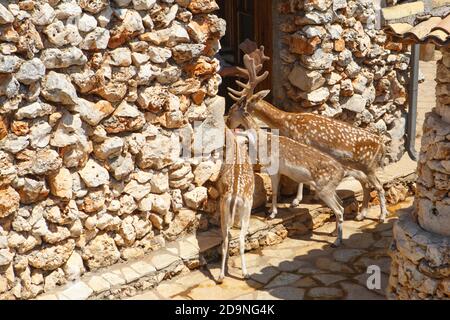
[[227, 90, 270, 129], [227, 46, 270, 129]]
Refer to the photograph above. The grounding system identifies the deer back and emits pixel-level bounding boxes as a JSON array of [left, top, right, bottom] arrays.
[[217, 129, 254, 200], [284, 113, 385, 171]]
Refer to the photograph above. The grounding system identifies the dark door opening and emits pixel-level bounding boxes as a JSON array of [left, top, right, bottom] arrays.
[[217, 0, 273, 110]]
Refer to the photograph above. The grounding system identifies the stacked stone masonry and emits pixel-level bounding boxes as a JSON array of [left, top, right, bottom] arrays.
[[273, 0, 411, 163], [388, 210, 449, 299], [0, 0, 227, 300], [415, 48, 450, 237], [388, 48, 450, 300]]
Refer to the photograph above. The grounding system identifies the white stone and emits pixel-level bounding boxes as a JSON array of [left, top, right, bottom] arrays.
[[78, 13, 97, 32], [15, 102, 55, 120], [15, 58, 46, 84], [63, 251, 85, 281], [60, 281, 93, 300], [41, 47, 87, 69], [29, 121, 52, 148], [132, 0, 156, 10], [94, 137, 124, 160], [124, 180, 151, 201], [80, 27, 110, 50], [108, 47, 132, 66], [78, 159, 110, 188], [147, 46, 172, 64], [41, 71, 78, 105], [31, 3, 55, 26], [0, 4, 14, 24], [56, 2, 82, 19], [341, 94, 367, 113], [183, 187, 208, 209], [289, 64, 325, 92]]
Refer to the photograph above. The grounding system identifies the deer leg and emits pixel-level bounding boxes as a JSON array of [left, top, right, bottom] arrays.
[[218, 200, 230, 284], [291, 183, 304, 207], [319, 191, 344, 247], [355, 183, 371, 221], [353, 174, 371, 221], [239, 202, 252, 280], [367, 174, 388, 223], [269, 174, 280, 219]]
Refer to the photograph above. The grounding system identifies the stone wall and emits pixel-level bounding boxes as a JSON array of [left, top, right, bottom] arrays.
[[0, 0, 226, 300], [414, 48, 450, 237], [272, 0, 410, 163], [388, 210, 449, 299], [388, 48, 450, 300]]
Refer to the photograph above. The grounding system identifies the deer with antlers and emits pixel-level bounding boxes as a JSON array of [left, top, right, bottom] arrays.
[[226, 89, 346, 247], [228, 46, 388, 223], [216, 128, 255, 283]]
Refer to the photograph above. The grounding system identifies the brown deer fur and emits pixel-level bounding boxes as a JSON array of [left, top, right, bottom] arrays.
[[228, 50, 388, 222], [216, 128, 255, 283], [227, 106, 346, 247]]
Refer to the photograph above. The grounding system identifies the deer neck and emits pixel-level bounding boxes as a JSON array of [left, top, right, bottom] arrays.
[[250, 100, 289, 130], [241, 113, 267, 153]]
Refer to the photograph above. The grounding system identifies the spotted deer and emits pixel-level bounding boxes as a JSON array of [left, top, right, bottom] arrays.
[[228, 48, 388, 222], [227, 103, 346, 247], [216, 128, 255, 283]]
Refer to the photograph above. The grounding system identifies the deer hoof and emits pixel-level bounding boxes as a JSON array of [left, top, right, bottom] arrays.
[[217, 275, 224, 284], [331, 240, 342, 248], [269, 212, 277, 219], [243, 273, 250, 280], [291, 199, 301, 207], [355, 213, 365, 221]]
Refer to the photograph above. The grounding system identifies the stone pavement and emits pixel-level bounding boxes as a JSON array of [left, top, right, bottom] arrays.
[[130, 198, 414, 300]]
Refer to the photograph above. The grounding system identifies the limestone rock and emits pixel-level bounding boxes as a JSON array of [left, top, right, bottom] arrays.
[[188, 0, 219, 14], [0, 249, 14, 266], [79, 0, 109, 14], [28, 239, 75, 271], [0, 4, 14, 24], [74, 99, 115, 126], [82, 233, 120, 269], [41, 72, 78, 105], [0, 54, 22, 73], [147, 46, 172, 64], [341, 94, 367, 113], [108, 47, 132, 66], [183, 187, 208, 210], [62, 251, 85, 281], [15, 58, 46, 84], [78, 159, 110, 188], [78, 13, 98, 32], [163, 209, 196, 241], [288, 65, 325, 92], [40, 47, 87, 69], [138, 133, 181, 170], [49, 168, 73, 199], [0, 186, 20, 218], [172, 44, 205, 63], [15, 102, 55, 120], [80, 27, 110, 50]]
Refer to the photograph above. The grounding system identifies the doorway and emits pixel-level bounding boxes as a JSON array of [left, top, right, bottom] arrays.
[[217, 0, 273, 107]]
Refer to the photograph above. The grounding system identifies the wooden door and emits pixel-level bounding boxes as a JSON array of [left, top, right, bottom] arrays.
[[217, 0, 273, 104]]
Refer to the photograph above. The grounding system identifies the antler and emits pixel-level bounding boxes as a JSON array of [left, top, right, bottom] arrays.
[[227, 45, 270, 102]]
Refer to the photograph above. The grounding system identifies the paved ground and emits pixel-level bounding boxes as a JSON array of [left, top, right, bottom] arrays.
[[130, 198, 413, 300]]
